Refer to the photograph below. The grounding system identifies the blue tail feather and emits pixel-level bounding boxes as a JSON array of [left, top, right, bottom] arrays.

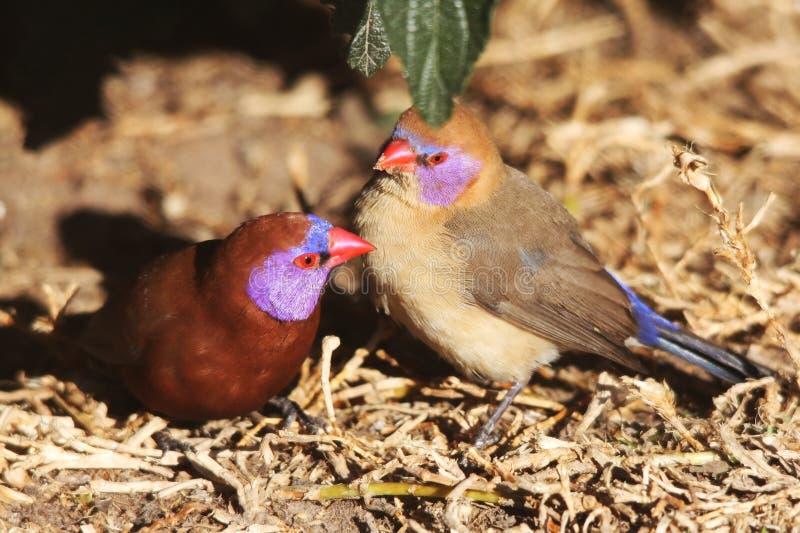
[[605, 270, 678, 345], [653, 336, 742, 382], [606, 270, 769, 382]]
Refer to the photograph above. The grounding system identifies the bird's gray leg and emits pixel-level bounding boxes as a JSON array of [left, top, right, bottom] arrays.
[[472, 380, 526, 449]]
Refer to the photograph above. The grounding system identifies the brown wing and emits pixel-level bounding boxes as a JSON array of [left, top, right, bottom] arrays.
[[445, 166, 645, 372], [81, 241, 217, 366]]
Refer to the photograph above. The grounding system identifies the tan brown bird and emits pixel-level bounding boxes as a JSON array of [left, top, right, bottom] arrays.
[[354, 103, 769, 448]]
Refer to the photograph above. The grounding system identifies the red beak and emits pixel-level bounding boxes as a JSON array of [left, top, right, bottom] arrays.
[[327, 227, 375, 268], [374, 138, 416, 172]]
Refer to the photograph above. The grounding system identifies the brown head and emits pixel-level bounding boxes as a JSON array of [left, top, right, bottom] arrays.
[[373, 103, 504, 208]]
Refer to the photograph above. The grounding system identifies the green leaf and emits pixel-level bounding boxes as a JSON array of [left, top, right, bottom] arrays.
[[325, 0, 391, 77], [377, 0, 496, 126], [348, 1, 391, 76]]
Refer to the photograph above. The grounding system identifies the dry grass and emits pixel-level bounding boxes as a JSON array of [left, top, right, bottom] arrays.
[[2, 0, 800, 531]]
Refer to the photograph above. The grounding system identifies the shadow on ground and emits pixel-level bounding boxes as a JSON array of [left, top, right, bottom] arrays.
[[0, 0, 353, 148], [58, 209, 192, 292]]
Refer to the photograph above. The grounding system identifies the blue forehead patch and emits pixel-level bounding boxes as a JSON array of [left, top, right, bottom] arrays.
[[303, 214, 333, 253], [394, 126, 444, 156]]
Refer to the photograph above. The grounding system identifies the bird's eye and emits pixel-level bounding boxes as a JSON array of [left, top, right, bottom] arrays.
[[293, 253, 321, 269], [428, 152, 448, 166]]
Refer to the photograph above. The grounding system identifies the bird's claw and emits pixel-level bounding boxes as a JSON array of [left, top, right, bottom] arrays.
[[471, 427, 501, 450], [457, 442, 495, 472], [153, 430, 195, 453], [457, 453, 475, 471], [266, 396, 327, 434]]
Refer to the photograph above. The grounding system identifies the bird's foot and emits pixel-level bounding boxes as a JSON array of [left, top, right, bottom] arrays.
[[467, 380, 526, 451], [471, 425, 502, 450], [457, 418, 502, 470], [459, 420, 501, 471], [457, 441, 497, 471], [458, 453, 476, 471], [266, 396, 327, 434], [153, 430, 195, 453]]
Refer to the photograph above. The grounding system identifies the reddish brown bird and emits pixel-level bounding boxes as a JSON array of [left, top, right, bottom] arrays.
[[82, 212, 374, 420]]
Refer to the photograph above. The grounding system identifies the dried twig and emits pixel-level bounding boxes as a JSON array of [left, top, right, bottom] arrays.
[[673, 147, 800, 380]]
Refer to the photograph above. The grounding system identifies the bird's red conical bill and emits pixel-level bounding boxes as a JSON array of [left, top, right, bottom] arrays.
[[374, 138, 415, 171], [327, 227, 375, 267]]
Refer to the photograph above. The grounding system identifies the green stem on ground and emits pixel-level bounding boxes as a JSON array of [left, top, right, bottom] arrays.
[[280, 481, 510, 505]]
